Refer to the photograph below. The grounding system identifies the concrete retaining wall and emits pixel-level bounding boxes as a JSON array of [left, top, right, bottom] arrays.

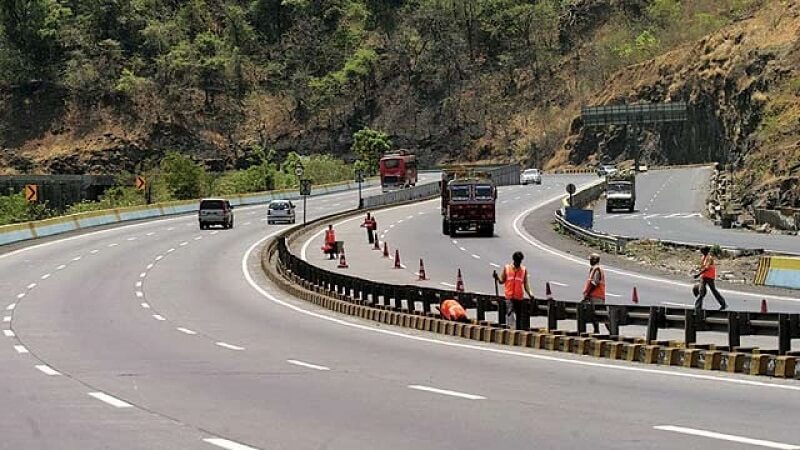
[[755, 256, 800, 289]]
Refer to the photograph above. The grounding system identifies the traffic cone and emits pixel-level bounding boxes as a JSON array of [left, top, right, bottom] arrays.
[[545, 282, 553, 300], [383, 242, 389, 258], [632, 286, 639, 304], [456, 269, 464, 292], [373, 236, 381, 250], [337, 250, 349, 269], [418, 259, 427, 280], [394, 249, 401, 269], [761, 299, 768, 313]]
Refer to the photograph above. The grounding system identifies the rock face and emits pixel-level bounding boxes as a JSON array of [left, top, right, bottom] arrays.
[[560, 1, 800, 207]]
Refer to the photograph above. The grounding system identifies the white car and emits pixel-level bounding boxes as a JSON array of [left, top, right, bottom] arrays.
[[267, 199, 296, 224], [521, 169, 542, 185]]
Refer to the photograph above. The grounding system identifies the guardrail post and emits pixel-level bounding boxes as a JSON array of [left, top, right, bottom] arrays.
[[727, 311, 741, 349], [576, 302, 587, 334], [521, 300, 531, 330], [547, 300, 558, 331], [646, 307, 660, 343], [393, 287, 402, 310], [607, 305, 621, 336], [477, 297, 486, 322], [684, 309, 697, 344], [779, 314, 792, 355], [498, 299, 507, 326]]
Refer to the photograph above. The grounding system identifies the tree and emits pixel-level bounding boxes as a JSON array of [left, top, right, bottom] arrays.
[[160, 152, 208, 200], [351, 127, 391, 175]]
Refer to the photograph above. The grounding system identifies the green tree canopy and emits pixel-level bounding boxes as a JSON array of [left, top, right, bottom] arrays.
[[351, 127, 391, 175]]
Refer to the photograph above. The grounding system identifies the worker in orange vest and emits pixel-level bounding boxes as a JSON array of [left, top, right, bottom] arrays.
[[437, 298, 469, 323], [582, 253, 608, 334], [694, 246, 727, 310], [321, 224, 337, 259], [493, 251, 533, 330], [360, 212, 377, 244]]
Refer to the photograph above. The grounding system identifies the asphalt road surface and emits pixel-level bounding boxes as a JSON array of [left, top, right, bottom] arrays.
[[1, 174, 799, 450], [593, 167, 800, 254]]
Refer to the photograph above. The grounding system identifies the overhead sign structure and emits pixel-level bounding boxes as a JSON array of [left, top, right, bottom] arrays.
[[135, 176, 146, 191], [581, 102, 688, 127], [24, 184, 38, 203]]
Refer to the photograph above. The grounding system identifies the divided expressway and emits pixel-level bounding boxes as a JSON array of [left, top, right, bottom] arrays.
[[0, 170, 798, 449]]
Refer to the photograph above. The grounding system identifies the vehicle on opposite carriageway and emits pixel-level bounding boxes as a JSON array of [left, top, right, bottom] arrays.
[[605, 171, 636, 213], [441, 170, 496, 237], [521, 168, 542, 185], [379, 150, 418, 192]]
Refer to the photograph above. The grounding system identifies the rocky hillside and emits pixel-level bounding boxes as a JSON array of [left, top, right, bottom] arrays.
[[557, 0, 800, 208]]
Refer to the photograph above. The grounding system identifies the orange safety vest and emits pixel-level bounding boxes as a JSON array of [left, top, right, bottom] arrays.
[[583, 266, 605, 301], [701, 255, 716, 279], [441, 299, 467, 321], [504, 265, 527, 301], [325, 229, 336, 244]]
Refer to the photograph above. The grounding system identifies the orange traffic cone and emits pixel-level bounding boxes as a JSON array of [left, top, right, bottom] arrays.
[[418, 259, 427, 280], [456, 269, 464, 292], [383, 242, 389, 258], [545, 282, 553, 300], [394, 249, 401, 269], [632, 286, 639, 304], [337, 250, 349, 269], [761, 299, 768, 313], [373, 236, 381, 250]]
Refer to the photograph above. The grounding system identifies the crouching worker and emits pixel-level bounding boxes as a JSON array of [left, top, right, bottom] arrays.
[[437, 298, 470, 323]]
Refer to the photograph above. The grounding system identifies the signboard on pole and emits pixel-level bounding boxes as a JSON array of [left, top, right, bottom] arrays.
[[24, 184, 38, 203], [300, 178, 312, 196], [135, 176, 146, 191]]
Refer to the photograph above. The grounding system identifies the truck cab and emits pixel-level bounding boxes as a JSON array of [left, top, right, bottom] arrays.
[[605, 173, 636, 213], [441, 172, 497, 237]]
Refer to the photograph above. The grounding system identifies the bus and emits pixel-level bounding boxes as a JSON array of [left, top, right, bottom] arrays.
[[379, 150, 417, 192]]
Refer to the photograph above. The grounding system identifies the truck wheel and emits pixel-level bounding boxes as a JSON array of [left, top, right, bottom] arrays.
[[628, 206, 634, 213], [449, 224, 457, 237], [442, 219, 449, 235], [606, 206, 612, 213], [482, 224, 494, 237]]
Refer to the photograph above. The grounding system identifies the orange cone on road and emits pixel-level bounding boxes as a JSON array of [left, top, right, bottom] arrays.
[[394, 249, 402, 269], [761, 299, 768, 313], [456, 269, 464, 292], [632, 286, 639, 304], [337, 250, 349, 269], [373, 236, 381, 250], [383, 242, 389, 258], [545, 282, 553, 300], [418, 259, 427, 280]]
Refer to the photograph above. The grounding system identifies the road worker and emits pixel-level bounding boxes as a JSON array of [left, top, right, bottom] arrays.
[[694, 246, 727, 311], [493, 251, 533, 330], [582, 253, 608, 334], [321, 224, 337, 259], [360, 212, 377, 244], [437, 298, 469, 323]]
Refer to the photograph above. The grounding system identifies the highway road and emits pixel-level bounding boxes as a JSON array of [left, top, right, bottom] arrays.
[[593, 167, 800, 254], [1, 174, 799, 449]]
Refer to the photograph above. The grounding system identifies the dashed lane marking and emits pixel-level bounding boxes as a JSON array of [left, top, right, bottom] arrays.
[[135, 281, 142, 288], [35, 365, 61, 376], [167, 248, 176, 253], [41, 274, 51, 280], [14, 345, 28, 354], [471, 254, 481, 259], [177, 327, 197, 335], [88, 392, 133, 408], [408, 385, 485, 400], [155, 255, 163, 261], [127, 237, 137, 241], [152, 314, 165, 321], [146, 232, 155, 236], [653, 425, 799, 450], [16, 293, 25, 299], [203, 438, 260, 450], [662, 302, 694, 308], [606, 293, 622, 298], [549, 281, 569, 287], [216, 342, 245, 351], [3, 316, 11, 322], [440, 282, 456, 288], [6, 303, 15, 311], [90, 249, 99, 254], [3, 330, 14, 337], [180, 242, 189, 246], [139, 272, 146, 278], [108, 243, 119, 247], [146, 263, 154, 270], [135, 291, 144, 298], [141, 303, 150, 309], [490, 263, 501, 268], [459, 247, 467, 252], [72, 256, 82, 261], [287, 359, 330, 371]]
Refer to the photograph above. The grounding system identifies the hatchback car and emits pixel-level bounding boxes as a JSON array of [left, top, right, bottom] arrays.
[[521, 168, 542, 185], [267, 199, 296, 224], [199, 198, 234, 229]]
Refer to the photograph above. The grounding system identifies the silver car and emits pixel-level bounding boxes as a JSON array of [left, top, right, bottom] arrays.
[[267, 199, 296, 224], [521, 168, 542, 185], [199, 198, 234, 229]]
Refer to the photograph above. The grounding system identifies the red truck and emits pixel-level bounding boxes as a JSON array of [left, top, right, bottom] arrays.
[[379, 150, 417, 192], [440, 171, 497, 237]]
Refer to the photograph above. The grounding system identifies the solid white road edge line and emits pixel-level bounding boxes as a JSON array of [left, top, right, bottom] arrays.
[[407, 385, 485, 400], [653, 425, 800, 450], [203, 438, 260, 450], [35, 365, 61, 376], [287, 359, 331, 371], [88, 392, 133, 408], [243, 232, 800, 393]]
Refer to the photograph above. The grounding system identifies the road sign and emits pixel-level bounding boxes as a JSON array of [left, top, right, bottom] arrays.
[[300, 178, 312, 196], [355, 170, 364, 183], [295, 165, 304, 177], [566, 183, 576, 195], [135, 176, 146, 191], [24, 184, 38, 203]]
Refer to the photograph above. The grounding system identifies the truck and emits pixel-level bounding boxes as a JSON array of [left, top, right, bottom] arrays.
[[605, 172, 636, 213], [440, 171, 497, 237], [379, 150, 417, 192]]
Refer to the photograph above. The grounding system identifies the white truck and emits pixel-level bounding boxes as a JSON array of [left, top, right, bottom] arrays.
[[605, 173, 636, 213]]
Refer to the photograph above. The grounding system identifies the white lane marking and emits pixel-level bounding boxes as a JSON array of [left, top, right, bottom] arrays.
[[3, 316, 11, 322], [3, 330, 15, 337], [407, 215, 414, 219], [287, 359, 330, 371], [72, 256, 82, 261], [664, 213, 682, 218], [654, 226, 660, 230], [127, 237, 137, 241], [397, 219, 404, 224], [180, 241, 189, 246], [210, 231, 219, 235], [14, 345, 28, 354], [108, 243, 119, 248], [623, 214, 642, 220], [459, 247, 467, 252], [177, 327, 197, 335], [244, 231, 800, 393], [194, 236, 203, 240], [408, 385, 485, 400], [243, 222, 252, 226], [451, 240, 458, 245], [141, 303, 150, 309], [16, 293, 25, 299], [167, 227, 176, 231], [168, 248, 176, 253], [471, 254, 481, 259], [203, 438, 260, 450], [146, 232, 155, 236], [389, 224, 395, 228], [644, 214, 660, 219], [41, 273, 51, 280], [35, 365, 61, 376], [136, 281, 143, 288], [662, 302, 694, 308], [653, 425, 799, 450], [514, 196, 521, 200], [146, 263, 154, 270], [152, 314, 165, 321], [549, 281, 569, 287], [440, 282, 457, 288], [216, 342, 245, 351], [139, 272, 146, 278], [135, 291, 144, 298], [501, 200, 508, 204], [490, 263, 501, 268], [88, 392, 133, 408], [606, 293, 622, 298], [90, 249, 99, 254], [6, 303, 16, 310]]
